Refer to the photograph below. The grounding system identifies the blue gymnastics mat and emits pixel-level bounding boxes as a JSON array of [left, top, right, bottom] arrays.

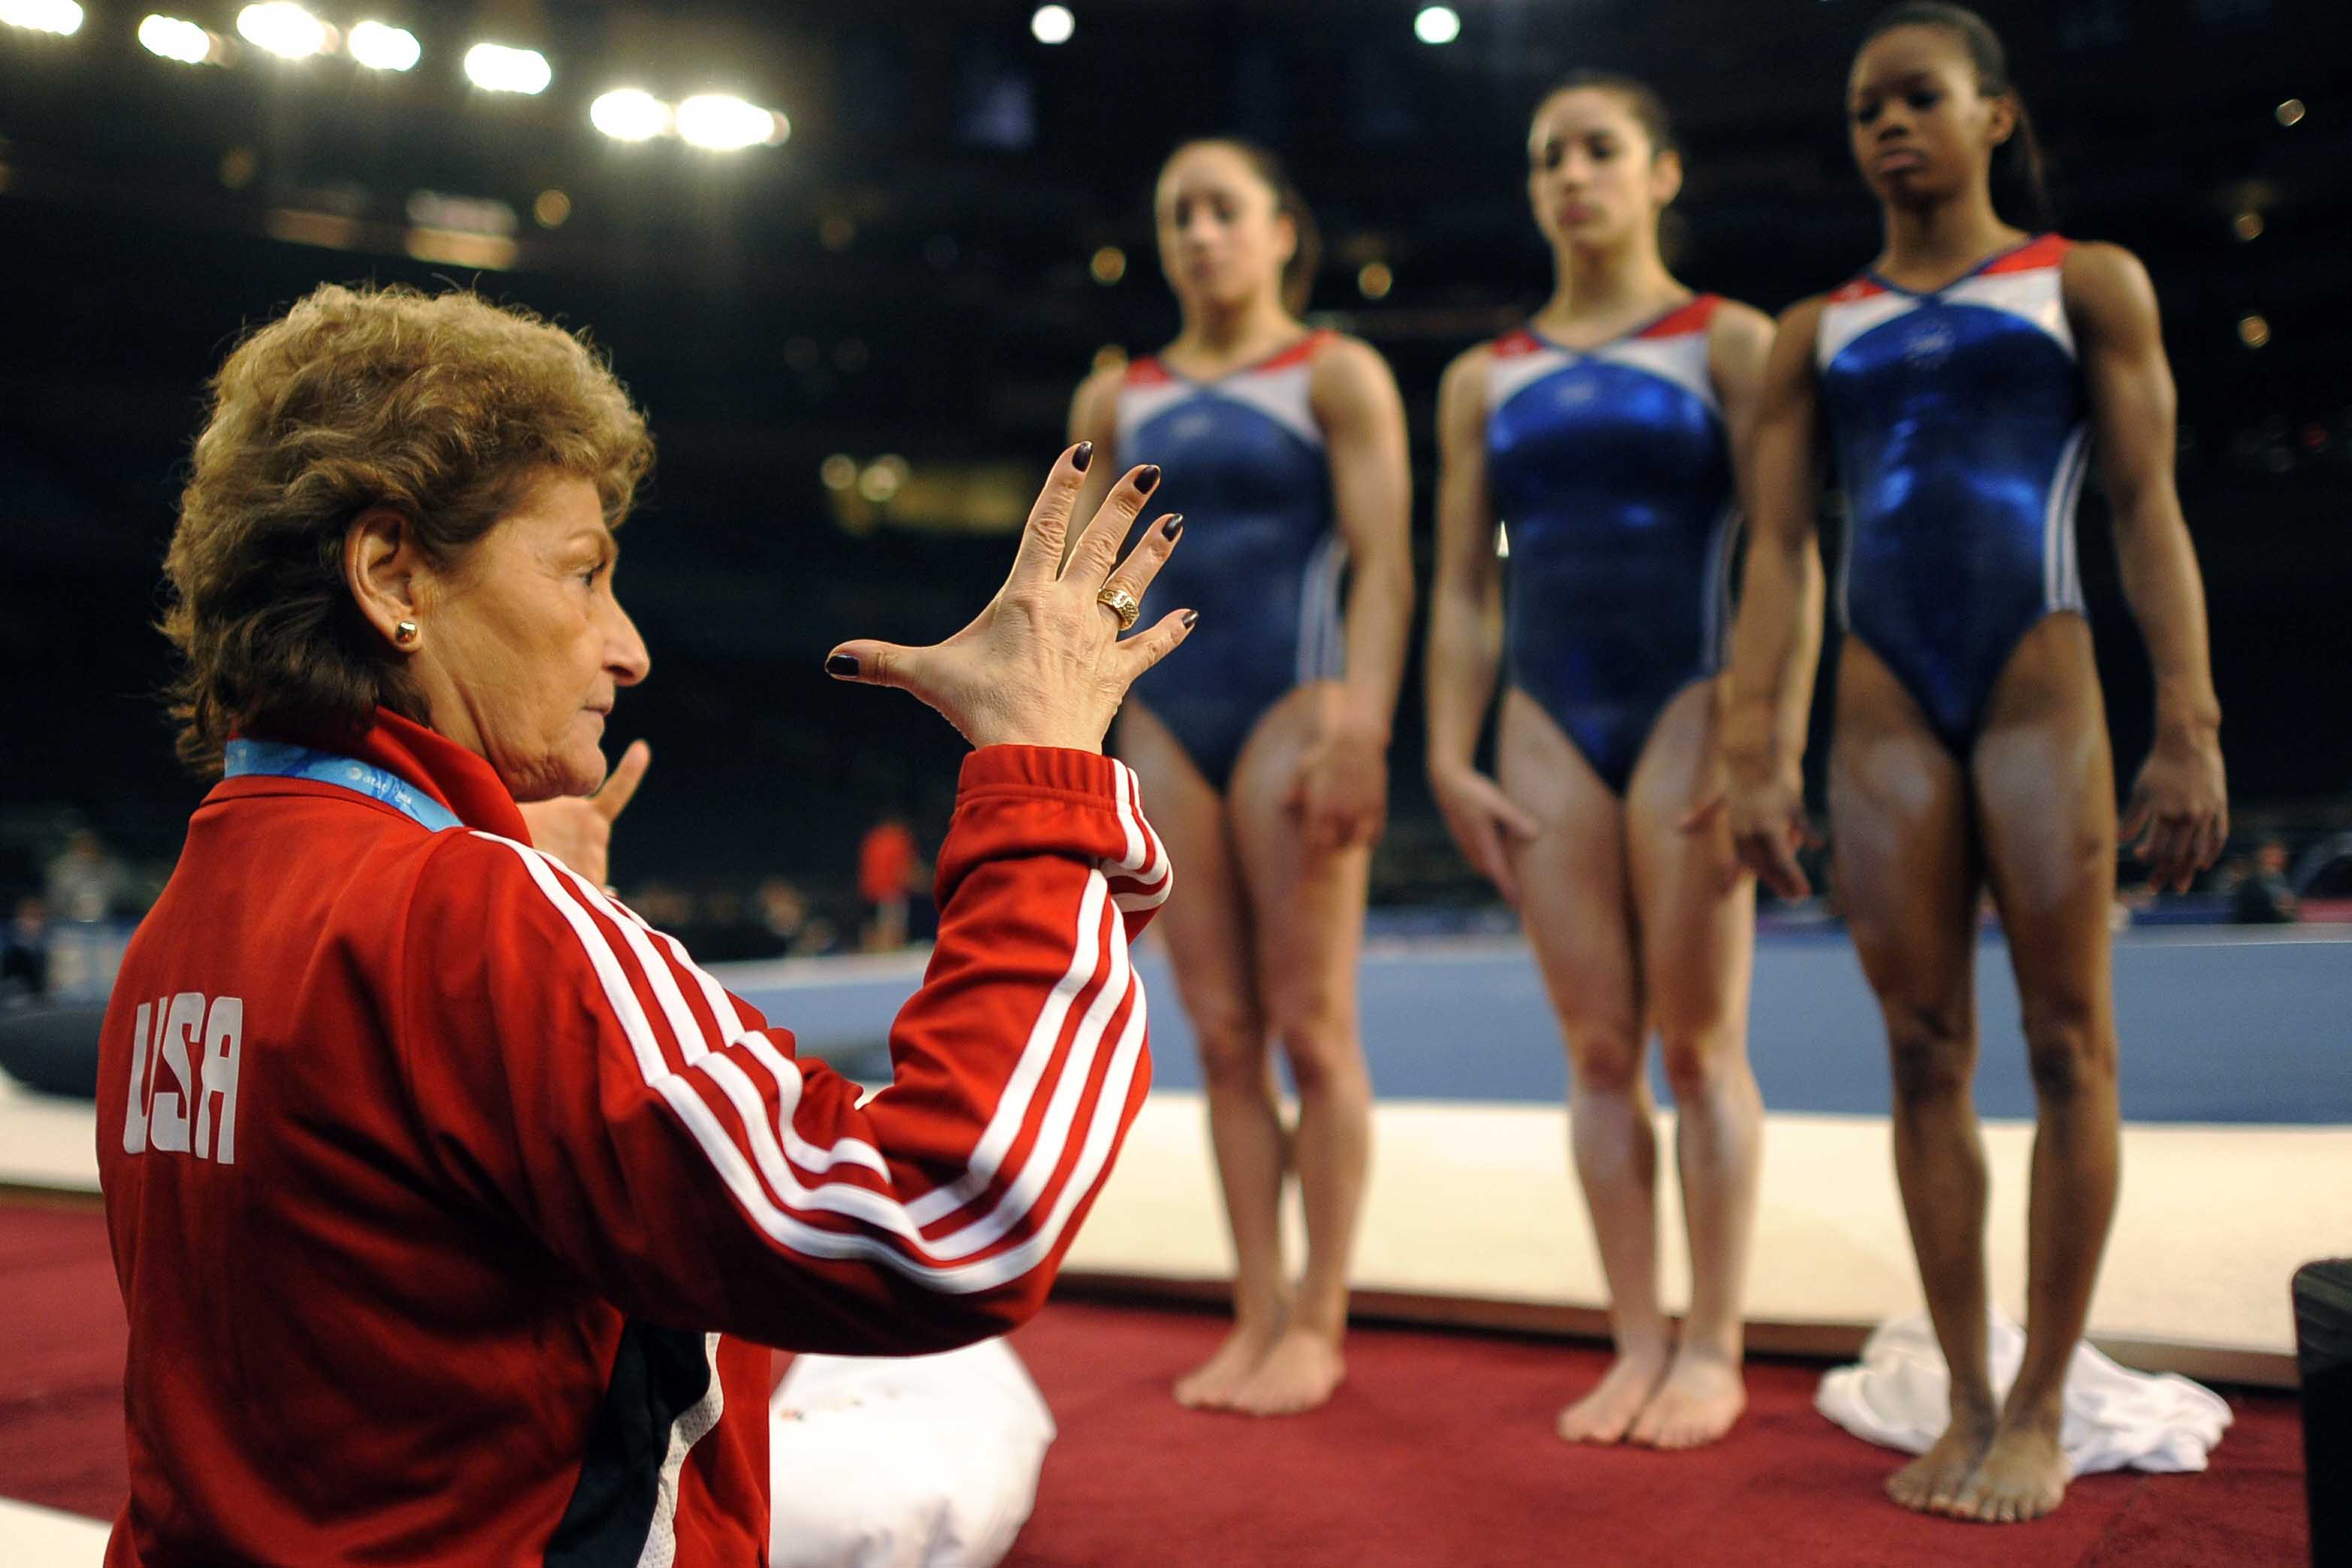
[[721, 926, 2351, 1126]]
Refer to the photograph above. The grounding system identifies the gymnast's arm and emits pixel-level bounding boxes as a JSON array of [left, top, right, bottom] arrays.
[[1706, 299, 1777, 525], [1422, 344, 1538, 904], [1310, 337, 1416, 747], [393, 751, 1168, 1358], [2065, 242, 2227, 887], [1718, 296, 1829, 900]]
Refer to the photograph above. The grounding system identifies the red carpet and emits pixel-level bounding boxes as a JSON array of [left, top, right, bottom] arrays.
[[2, 1202, 2308, 1564], [1003, 1302, 2308, 1566], [0, 1201, 128, 1527]]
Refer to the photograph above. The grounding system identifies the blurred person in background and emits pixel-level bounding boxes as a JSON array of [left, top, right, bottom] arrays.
[[2, 894, 50, 1005], [1719, 3, 2227, 1521], [1067, 137, 1413, 1415], [1425, 74, 1775, 1451], [45, 827, 132, 924], [754, 875, 824, 956], [98, 282, 1190, 1566], [2230, 835, 2298, 924], [858, 812, 922, 950]]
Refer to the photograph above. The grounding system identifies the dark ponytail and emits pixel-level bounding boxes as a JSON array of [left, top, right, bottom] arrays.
[[1861, 3, 2051, 228], [1168, 137, 1323, 316]]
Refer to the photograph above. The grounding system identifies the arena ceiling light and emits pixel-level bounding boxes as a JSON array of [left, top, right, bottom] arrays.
[[590, 87, 672, 142], [675, 93, 788, 150], [346, 19, 418, 72], [464, 41, 549, 95], [1030, 5, 1075, 44], [1413, 5, 1461, 45], [138, 12, 220, 63], [236, 2, 330, 59], [0, 0, 85, 37]]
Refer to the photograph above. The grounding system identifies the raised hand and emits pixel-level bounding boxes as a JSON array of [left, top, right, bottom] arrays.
[[518, 738, 651, 889], [824, 446, 1194, 753]]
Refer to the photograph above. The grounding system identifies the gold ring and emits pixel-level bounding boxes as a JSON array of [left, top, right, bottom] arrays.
[[1095, 585, 1141, 632]]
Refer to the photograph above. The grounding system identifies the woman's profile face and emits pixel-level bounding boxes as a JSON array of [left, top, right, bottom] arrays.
[[1847, 26, 2013, 210], [410, 472, 649, 802], [1155, 143, 1294, 315], [1526, 89, 1679, 254]]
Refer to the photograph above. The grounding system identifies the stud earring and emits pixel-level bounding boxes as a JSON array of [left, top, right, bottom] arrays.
[[394, 620, 419, 646]]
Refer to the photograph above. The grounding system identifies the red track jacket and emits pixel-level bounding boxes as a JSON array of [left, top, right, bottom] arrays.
[[95, 712, 1168, 1565]]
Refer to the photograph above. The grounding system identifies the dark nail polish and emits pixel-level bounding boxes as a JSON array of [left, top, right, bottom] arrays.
[[1072, 441, 1093, 472], [1162, 514, 1184, 541], [824, 653, 860, 678], [1135, 465, 1161, 494], [1182, 609, 1199, 628]]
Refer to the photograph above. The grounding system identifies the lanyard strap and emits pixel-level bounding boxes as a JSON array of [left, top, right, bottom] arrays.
[[223, 740, 464, 832]]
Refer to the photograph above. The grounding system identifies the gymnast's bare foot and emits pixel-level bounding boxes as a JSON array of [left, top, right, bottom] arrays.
[[1174, 1317, 1282, 1410], [1229, 1328, 1346, 1416], [1951, 1415, 2069, 1523], [1555, 1341, 1670, 1445], [1628, 1346, 1746, 1449], [1887, 1403, 1996, 1515]]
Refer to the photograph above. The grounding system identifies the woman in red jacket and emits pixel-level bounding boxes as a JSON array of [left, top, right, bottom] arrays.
[[100, 282, 1192, 1566]]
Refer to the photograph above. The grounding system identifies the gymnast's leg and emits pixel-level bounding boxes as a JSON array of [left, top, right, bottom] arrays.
[[1624, 678, 1763, 1449], [1223, 682, 1376, 1417], [1956, 613, 2121, 1523], [1495, 689, 1667, 1444], [1118, 701, 1286, 1410], [1829, 640, 1996, 1515]]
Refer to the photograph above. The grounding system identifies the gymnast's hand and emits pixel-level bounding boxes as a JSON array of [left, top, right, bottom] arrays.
[[1429, 763, 1540, 907], [518, 739, 651, 890], [2124, 725, 2227, 894], [1288, 691, 1389, 856], [1704, 745, 1814, 902], [824, 446, 1194, 752]]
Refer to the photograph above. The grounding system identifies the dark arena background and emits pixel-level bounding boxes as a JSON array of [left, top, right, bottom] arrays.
[[2, 2, 2349, 1564], [4, 0, 2349, 901]]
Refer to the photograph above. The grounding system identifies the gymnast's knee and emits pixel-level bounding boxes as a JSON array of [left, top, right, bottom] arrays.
[[1193, 1003, 1271, 1092], [1271, 1009, 1365, 1098], [1659, 1027, 1747, 1103], [1885, 1002, 1974, 1107], [2021, 994, 2117, 1104], [1565, 1024, 1644, 1097]]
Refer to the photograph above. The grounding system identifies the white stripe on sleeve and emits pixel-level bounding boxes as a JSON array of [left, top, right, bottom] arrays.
[[484, 838, 1144, 1292]]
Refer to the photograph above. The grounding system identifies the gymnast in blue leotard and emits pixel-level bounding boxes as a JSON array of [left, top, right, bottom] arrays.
[[1719, 3, 2227, 1524], [1425, 73, 1776, 1452], [1485, 297, 1740, 793], [1817, 231, 2090, 753], [1114, 334, 1347, 792], [1069, 138, 1413, 1418]]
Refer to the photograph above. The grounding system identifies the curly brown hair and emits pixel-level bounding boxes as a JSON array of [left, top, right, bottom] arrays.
[[161, 283, 653, 774]]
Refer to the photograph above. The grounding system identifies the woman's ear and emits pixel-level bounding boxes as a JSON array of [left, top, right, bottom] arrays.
[[1651, 147, 1685, 210], [343, 508, 425, 651], [1985, 92, 2019, 150], [1273, 210, 1298, 273]]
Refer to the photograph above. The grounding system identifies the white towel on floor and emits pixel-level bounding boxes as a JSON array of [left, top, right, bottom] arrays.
[[1815, 1310, 2233, 1474], [768, 1337, 1056, 1568]]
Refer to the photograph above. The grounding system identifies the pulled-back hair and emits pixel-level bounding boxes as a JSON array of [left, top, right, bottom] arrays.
[[1861, 2, 2052, 227], [162, 283, 653, 774], [1165, 137, 1324, 316], [1538, 70, 1678, 158]]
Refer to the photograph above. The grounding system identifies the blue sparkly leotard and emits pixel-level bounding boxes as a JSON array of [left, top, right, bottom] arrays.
[[1115, 331, 1346, 792], [1483, 296, 1739, 795], [1816, 234, 2090, 752]]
